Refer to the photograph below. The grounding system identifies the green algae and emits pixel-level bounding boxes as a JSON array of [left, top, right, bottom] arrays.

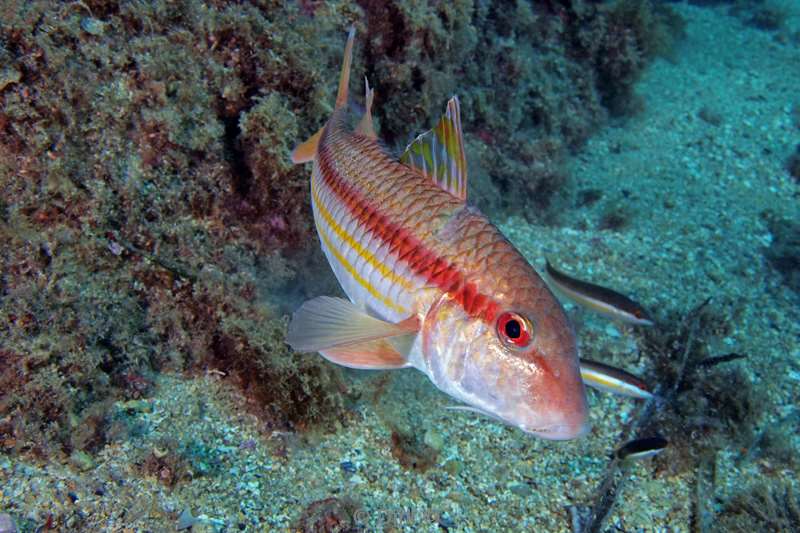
[[578, 296, 797, 531], [0, 0, 355, 461], [637, 300, 777, 477], [714, 481, 800, 532]]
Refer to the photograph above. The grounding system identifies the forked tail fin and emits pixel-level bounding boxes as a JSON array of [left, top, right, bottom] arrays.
[[291, 27, 356, 164], [335, 27, 356, 110]]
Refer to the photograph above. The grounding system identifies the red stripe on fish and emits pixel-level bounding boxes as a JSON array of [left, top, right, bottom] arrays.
[[316, 134, 498, 323]]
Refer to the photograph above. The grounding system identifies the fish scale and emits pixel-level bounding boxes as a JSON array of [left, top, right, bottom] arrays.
[[313, 119, 487, 320], [313, 117, 569, 364]]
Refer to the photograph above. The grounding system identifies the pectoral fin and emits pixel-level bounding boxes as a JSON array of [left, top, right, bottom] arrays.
[[286, 296, 419, 359]]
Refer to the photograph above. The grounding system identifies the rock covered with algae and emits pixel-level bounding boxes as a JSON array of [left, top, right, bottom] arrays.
[[0, 0, 680, 463]]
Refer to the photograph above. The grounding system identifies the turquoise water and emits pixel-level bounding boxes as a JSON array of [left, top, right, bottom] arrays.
[[0, 1, 798, 531]]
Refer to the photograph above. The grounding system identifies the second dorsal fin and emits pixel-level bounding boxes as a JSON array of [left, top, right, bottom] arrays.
[[400, 96, 467, 202]]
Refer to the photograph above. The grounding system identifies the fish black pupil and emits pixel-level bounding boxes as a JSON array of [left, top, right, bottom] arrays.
[[505, 319, 521, 339]]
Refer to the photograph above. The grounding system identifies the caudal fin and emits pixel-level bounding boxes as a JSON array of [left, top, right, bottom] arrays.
[[290, 27, 356, 165], [335, 26, 356, 110]]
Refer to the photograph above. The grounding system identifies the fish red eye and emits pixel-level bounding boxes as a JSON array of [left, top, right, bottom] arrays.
[[497, 312, 533, 349]]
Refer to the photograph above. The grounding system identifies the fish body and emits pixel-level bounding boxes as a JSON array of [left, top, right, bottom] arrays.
[[579, 359, 654, 400], [287, 29, 588, 440], [616, 436, 668, 461], [545, 259, 654, 326]]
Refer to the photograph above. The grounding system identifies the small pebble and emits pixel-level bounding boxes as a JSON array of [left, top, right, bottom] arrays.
[[153, 446, 169, 459], [423, 428, 444, 451], [339, 460, 356, 474], [118, 399, 152, 412], [508, 482, 533, 497], [69, 450, 94, 472], [0, 514, 17, 533], [176, 508, 197, 531], [605, 324, 621, 338], [80, 17, 107, 36], [439, 515, 456, 529], [443, 459, 463, 476]]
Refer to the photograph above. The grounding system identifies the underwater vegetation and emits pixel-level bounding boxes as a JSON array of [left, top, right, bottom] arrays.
[[343, 0, 686, 217], [640, 300, 796, 477], [641, 302, 763, 475], [712, 481, 800, 532], [576, 299, 797, 532], [0, 0, 357, 462], [598, 0, 686, 115], [0, 0, 684, 468]]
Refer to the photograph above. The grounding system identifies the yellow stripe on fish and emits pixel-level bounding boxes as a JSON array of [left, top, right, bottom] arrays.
[[315, 214, 409, 315], [311, 177, 414, 294], [312, 170, 417, 319]]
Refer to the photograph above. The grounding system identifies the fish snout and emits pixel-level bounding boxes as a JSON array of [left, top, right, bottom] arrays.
[[517, 394, 590, 440], [519, 361, 590, 440]]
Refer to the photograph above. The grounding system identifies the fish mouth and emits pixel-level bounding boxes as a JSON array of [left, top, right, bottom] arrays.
[[523, 420, 591, 441]]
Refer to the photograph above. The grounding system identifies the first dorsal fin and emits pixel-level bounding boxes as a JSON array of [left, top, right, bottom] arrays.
[[355, 77, 377, 139], [400, 96, 468, 202]]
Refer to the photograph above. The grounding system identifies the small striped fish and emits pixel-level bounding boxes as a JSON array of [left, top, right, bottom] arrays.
[[579, 359, 654, 401], [545, 259, 654, 326], [286, 29, 588, 440]]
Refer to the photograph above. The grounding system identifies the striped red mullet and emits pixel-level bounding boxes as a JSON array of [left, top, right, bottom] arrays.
[[286, 29, 588, 440]]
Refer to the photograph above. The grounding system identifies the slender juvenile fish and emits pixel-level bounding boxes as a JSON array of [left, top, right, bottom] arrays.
[[286, 29, 588, 440], [579, 358, 654, 400], [545, 259, 654, 326], [616, 436, 668, 461]]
